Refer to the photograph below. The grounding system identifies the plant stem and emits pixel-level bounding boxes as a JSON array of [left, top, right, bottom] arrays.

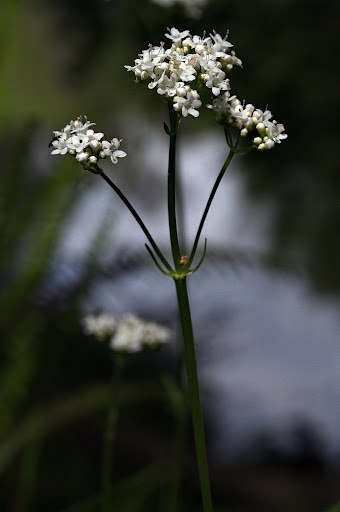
[[101, 355, 124, 512], [167, 103, 181, 271], [99, 170, 173, 273], [165, 360, 187, 512], [187, 150, 235, 268], [174, 277, 214, 512]]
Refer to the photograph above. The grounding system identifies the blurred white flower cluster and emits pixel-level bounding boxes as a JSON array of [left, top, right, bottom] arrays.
[[150, 0, 207, 18], [83, 312, 172, 353], [126, 27, 287, 149], [50, 116, 126, 167]]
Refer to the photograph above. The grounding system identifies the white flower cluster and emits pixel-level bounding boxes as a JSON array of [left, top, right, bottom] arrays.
[[50, 116, 126, 168], [126, 27, 287, 149], [208, 94, 287, 150], [125, 27, 242, 118], [150, 0, 207, 19], [83, 312, 172, 353]]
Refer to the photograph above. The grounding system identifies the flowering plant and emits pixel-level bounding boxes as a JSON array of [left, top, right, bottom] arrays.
[[51, 27, 287, 512], [126, 27, 286, 150]]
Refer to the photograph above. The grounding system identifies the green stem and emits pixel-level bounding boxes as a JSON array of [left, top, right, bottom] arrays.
[[167, 103, 181, 271], [187, 150, 235, 268], [101, 355, 124, 512], [99, 170, 173, 273], [174, 277, 214, 512], [13, 441, 40, 512], [165, 359, 187, 512]]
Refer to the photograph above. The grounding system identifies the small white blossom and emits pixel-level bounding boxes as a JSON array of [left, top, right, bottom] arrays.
[[173, 88, 202, 117], [51, 132, 69, 155], [165, 27, 190, 43], [102, 139, 127, 164], [71, 116, 96, 133]]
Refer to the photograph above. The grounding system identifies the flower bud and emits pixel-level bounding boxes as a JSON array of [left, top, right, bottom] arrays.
[[240, 128, 248, 137], [252, 111, 261, 122], [176, 86, 187, 97], [77, 152, 89, 163], [140, 71, 149, 81], [264, 139, 275, 150], [244, 118, 253, 130], [99, 151, 107, 159], [253, 137, 262, 145], [88, 155, 98, 164], [90, 139, 101, 151], [256, 123, 266, 135]]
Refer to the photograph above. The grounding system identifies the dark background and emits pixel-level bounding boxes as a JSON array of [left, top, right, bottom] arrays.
[[1, 0, 340, 511]]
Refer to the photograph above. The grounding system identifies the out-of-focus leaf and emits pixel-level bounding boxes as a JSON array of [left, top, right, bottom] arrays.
[[59, 461, 169, 512]]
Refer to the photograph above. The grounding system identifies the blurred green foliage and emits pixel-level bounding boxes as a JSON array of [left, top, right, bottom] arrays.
[[0, 0, 339, 511]]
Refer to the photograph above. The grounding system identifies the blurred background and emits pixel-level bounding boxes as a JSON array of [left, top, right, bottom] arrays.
[[1, 0, 340, 511]]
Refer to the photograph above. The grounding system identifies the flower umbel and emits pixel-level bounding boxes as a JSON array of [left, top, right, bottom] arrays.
[[110, 314, 172, 353], [208, 95, 287, 150], [82, 312, 172, 353], [126, 27, 287, 149], [125, 27, 241, 119], [50, 116, 127, 170]]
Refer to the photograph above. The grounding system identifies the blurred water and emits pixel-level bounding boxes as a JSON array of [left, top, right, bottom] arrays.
[[47, 122, 340, 468]]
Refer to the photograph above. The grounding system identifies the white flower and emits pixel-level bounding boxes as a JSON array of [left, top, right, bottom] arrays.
[[269, 122, 287, 144], [70, 116, 96, 133], [207, 90, 231, 123], [201, 61, 230, 96], [102, 138, 127, 164], [221, 50, 242, 70], [165, 27, 190, 43], [51, 118, 127, 167], [110, 314, 172, 353], [173, 88, 202, 117], [83, 313, 117, 341], [51, 132, 69, 155], [156, 72, 182, 97], [210, 31, 233, 55], [183, 34, 210, 52], [125, 45, 166, 81], [67, 133, 90, 153]]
